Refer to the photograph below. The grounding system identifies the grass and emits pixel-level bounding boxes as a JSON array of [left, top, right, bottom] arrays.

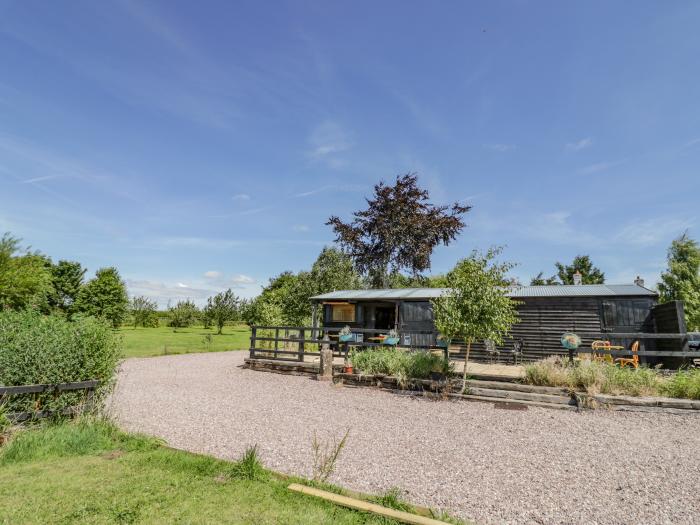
[[524, 356, 700, 399], [0, 418, 408, 524], [349, 348, 453, 387], [118, 324, 251, 358]]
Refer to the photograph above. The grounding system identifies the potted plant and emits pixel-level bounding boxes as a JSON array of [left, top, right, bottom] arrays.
[[383, 328, 400, 346], [338, 325, 354, 342], [343, 356, 353, 374]]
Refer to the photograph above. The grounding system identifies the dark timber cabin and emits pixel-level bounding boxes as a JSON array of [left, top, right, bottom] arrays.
[[310, 281, 670, 363]]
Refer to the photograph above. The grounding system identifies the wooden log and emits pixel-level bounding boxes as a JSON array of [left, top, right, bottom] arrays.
[[466, 387, 574, 405], [287, 483, 452, 525]]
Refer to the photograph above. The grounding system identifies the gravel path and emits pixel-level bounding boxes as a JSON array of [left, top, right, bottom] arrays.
[[111, 351, 700, 525]]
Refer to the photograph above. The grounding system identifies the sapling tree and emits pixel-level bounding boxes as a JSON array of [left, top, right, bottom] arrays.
[[130, 295, 159, 327], [432, 248, 520, 392], [204, 289, 239, 334], [658, 232, 700, 331]]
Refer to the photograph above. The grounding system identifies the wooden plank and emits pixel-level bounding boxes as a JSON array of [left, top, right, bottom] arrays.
[[287, 483, 451, 525]]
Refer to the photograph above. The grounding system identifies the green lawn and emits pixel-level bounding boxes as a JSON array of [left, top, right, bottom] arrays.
[[0, 419, 403, 525], [118, 324, 251, 358]]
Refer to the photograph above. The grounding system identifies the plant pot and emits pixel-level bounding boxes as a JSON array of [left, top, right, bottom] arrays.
[[339, 334, 354, 342], [343, 365, 354, 374], [383, 337, 400, 345]]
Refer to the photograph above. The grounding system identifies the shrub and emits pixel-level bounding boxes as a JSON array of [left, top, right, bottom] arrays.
[[168, 300, 199, 328], [0, 310, 121, 413]]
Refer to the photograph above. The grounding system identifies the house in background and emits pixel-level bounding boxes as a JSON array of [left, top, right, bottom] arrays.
[[309, 279, 683, 362]]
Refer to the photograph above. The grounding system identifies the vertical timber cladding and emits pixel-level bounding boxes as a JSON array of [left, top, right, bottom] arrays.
[[398, 301, 436, 347], [453, 296, 655, 363]]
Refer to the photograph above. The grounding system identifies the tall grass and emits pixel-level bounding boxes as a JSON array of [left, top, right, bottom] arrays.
[[349, 348, 452, 386], [524, 357, 700, 399]]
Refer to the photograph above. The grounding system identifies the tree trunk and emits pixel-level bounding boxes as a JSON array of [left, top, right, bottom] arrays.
[[461, 338, 472, 393]]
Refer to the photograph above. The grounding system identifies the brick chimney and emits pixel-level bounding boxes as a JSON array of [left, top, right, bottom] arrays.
[[634, 275, 645, 287], [573, 271, 582, 285]]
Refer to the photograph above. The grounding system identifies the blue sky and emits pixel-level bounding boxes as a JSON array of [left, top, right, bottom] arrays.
[[1, 1, 699, 306]]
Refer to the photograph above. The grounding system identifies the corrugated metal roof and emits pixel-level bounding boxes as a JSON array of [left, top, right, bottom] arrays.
[[310, 284, 657, 301]]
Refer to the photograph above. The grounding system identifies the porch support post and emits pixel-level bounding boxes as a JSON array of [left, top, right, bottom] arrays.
[[311, 302, 319, 340]]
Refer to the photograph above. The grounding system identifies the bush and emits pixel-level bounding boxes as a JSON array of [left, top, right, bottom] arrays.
[[349, 348, 452, 386], [168, 300, 199, 328], [0, 310, 121, 413]]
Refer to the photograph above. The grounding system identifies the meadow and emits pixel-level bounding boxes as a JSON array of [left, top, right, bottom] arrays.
[[118, 324, 251, 358]]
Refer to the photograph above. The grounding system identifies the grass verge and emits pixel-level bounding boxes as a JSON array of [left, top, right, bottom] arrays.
[[0, 418, 447, 524], [118, 324, 250, 358]]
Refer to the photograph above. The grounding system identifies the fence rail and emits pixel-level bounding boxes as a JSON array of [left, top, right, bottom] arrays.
[[1, 380, 100, 423], [249, 325, 700, 364]]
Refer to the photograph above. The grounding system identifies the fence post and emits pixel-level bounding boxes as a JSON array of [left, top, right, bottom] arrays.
[[298, 328, 305, 362], [318, 336, 333, 381], [274, 327, 279, 358], [250, 326, 257, 359]]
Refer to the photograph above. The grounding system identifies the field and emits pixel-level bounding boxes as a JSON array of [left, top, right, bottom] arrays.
[[0, 419, 400, 524], [118, 324, 251, 358]]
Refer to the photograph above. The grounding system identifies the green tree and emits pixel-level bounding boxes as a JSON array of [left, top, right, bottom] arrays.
[[0, 233, 53, 311], [327, 173, 471, 288], [432, 248, 520, 391], [49, 260, 86, 316], [529, 272, 558, 286], [75, 267, 129, 328], [554, 255, 605, 284], [658, 233, 700, 331], [130, 296, 159, 327], [204, 289, 239, 334], [167, 299, 199, 328], [309, 247, 363, 293]]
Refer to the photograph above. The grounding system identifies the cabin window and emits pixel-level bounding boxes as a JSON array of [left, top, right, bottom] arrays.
[[330, 303, 356, 323]]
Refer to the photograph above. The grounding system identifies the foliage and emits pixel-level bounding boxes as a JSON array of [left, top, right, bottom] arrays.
[[432, 248, 519, 389], [658, 232, 700, 331], [311, 429, 349, 483], [386, 271, 448, 288], [0, 232, 53, 311], [168, 299, 199, 328], [0, 310, 121, 413], [523, 357, 700, 399], [350, 348, 452, 387], [660, 368, 700, 400], [244, 247, 361, 327], [48, 260, 86, 316], [129, 296, 159, 327], [555, 255, 605, 284], [0, 419, 403, 525], [371, 488, 413, 513], [327, 173, 471, 288], [529, 272, 558, 286], [204, 289, 239, 334], [74, 267, 129, 328]]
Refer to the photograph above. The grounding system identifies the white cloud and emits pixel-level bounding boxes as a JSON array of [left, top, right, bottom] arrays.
[[232, 274, 255, 285], [484, 143, 516, 152], [683, 137, 700, 149], [292, 224, 310, 232], [232, 193, 250, 201], [293, 184, 364, 198], [176, 282, 189, 288], [203, 270, 222, 279], [566, 137, 593, 151], [614, 218, 693, 247]]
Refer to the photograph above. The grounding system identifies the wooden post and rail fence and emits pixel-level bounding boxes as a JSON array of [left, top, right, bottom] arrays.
[[0, 380, 100, 423], [249, 325, 700, 366]]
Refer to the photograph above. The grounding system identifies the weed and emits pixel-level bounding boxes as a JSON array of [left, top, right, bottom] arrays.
[[311, 428, 349, 483], [230, 445, 268, 481], [372, 487, 413, 512]]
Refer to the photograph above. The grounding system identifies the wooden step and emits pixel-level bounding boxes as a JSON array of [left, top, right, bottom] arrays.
[[465, 379, 571, 396], [449, 393, 578, 411], [466, 386, 575, 405]]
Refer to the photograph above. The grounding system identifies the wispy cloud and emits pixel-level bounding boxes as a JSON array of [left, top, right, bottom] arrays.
[[683, 137, 700, 149], [577, 160, 622, 175], [292, 224, 310, 232], [152, 236, 245, 249], [126, 278, 214, 304], [293, 184, 364, 198], [566, 137, 593, 151], [307, 121, 351, 166], [232, 193, 251, 201], [203, 270, 222, 279], [484, 143, 516, 152], [614, 217, 694, 246], [231, 274, 255, 285], [20, 174, 64, 184]]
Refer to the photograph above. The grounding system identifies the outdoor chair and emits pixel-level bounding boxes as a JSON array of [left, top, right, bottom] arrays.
[[485, 339, 499, 364], [614, 340, 640, 369], [591, 340, 623, 364], [512, 339, 524, 365]]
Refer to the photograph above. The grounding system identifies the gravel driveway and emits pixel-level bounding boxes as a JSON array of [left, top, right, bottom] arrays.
[[111, 351, 700, 525]]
